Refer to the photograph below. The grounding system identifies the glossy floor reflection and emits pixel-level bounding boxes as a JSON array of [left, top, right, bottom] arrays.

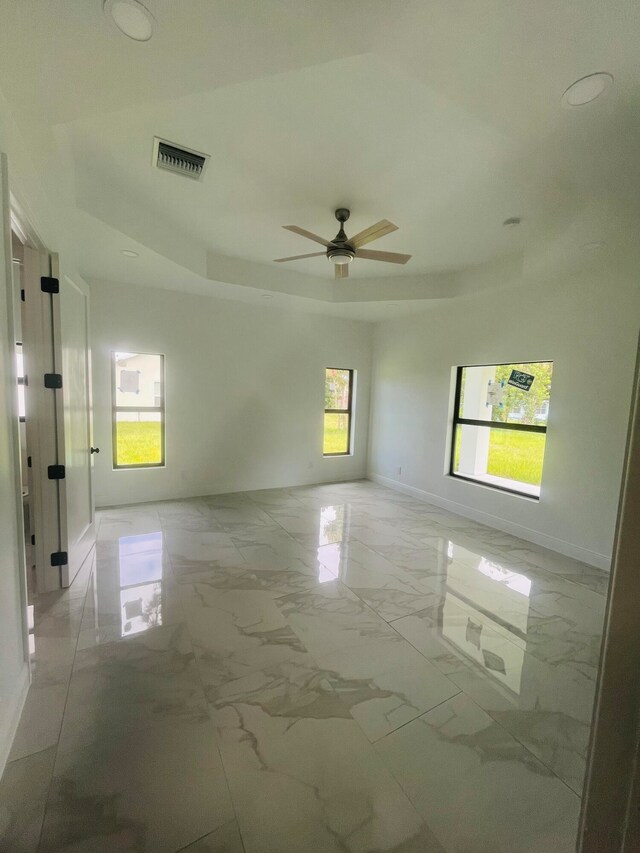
[[0, 481, 608, 852]]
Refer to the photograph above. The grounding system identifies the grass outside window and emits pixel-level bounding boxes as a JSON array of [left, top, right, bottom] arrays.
[[454, 429, 545, 487], [323, 413, 350, 455], [115, 420, 163, 467]]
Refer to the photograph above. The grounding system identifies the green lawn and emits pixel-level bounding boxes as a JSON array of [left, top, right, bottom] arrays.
[[455, 429, 545, 486], [116, 421, 162, 466], [323, 414, 349, 454], [486, 430, 545, 485], [118, 418, 350, 463], [117, 418, 545, 485]]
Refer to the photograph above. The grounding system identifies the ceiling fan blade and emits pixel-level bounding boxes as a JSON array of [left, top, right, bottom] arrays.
[[283, 225, 330, 247], [356, 248, 412, 265], [350, 219, 398, 248], [335, 264, 349, 279], [274, 252, 325, 263]]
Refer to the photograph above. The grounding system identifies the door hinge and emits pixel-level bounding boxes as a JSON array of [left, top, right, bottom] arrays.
[[50, 551, 68, 567], [27, 455, 32, 468], [30, 534, 35, 545], [20, 288, 25, 302], [44, 373, 63, 389], [47, 464, 65, 480], [40, 276, 59, 294]]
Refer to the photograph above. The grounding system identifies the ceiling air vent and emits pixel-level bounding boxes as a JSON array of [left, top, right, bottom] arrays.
[[152, 137, 209, 181]]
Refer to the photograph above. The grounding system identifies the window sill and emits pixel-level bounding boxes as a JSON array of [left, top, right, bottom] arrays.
[[112, 464, 166, 471], [448, 472, 540, 501]]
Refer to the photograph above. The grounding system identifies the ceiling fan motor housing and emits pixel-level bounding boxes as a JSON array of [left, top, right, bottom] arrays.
[[328, 208, 355, 263]]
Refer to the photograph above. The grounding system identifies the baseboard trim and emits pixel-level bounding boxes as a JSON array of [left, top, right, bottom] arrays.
[[368, 472, 611, 571], [96, 473, 367, 510], [0, 662, 30, 776]]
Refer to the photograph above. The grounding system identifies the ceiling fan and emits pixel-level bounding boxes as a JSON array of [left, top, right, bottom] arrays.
[[274, 208, 412, 279]]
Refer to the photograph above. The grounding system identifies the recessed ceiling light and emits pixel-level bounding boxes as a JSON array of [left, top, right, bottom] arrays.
[[261, 293, 274, 299], [121, 249, 139, 258], [104, 0, 155, 42], [582, 241, 606, 251], [562, 73, 613, 107], [503, 217, 521, 228]]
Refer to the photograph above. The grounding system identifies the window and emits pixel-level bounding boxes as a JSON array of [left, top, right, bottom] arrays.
[[112, 352, 165, 468], [323, 368, 354, 456], [450, 361, 553, 498]]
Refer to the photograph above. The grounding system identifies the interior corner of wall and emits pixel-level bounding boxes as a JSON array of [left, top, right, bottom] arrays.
[[0, 661, 30, 776]]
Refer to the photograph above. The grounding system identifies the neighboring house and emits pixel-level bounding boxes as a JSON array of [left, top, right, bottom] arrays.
[[507, 400, 549, 423], [115, 352, 162, 409], [534, 400, 549, 423]]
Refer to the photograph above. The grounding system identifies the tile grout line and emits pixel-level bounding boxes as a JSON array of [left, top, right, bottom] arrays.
[[383, 602, 586, 799], [34, 519, 102, 851], [171, 819, 247, 853], [160, 513, 247, 853], [370, 689, 464, 745], [481, 704, 586, 800], [453, 690, 585, 802], [184, 494, 467, 811], [239, 503, 476, 753]]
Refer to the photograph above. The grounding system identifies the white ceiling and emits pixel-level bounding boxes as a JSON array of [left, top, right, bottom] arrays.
[[1, 0, 639, 317]]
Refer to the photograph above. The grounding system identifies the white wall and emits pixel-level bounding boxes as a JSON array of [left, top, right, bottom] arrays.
[[90, 279, 372, 506], [368, 257, 640, 569]]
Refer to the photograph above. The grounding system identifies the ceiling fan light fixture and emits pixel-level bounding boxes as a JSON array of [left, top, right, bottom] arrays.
[[329, 251, 354, 265], [327, 243, 355, 265], [104, 0, 155, 41]]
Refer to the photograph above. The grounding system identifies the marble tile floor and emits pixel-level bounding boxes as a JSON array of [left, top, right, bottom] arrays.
[[0, 480, 609, 852]]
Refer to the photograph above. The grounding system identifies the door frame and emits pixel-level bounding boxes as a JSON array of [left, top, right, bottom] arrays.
[[11, 183, 95, 596], [578, 335, 640, 852], [21, 250, 97, 591], [2, 161, 46, 668]]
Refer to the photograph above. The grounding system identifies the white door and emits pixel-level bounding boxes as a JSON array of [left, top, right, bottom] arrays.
[[56, 265, 95, 587], [21, 248, 95, 591]]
